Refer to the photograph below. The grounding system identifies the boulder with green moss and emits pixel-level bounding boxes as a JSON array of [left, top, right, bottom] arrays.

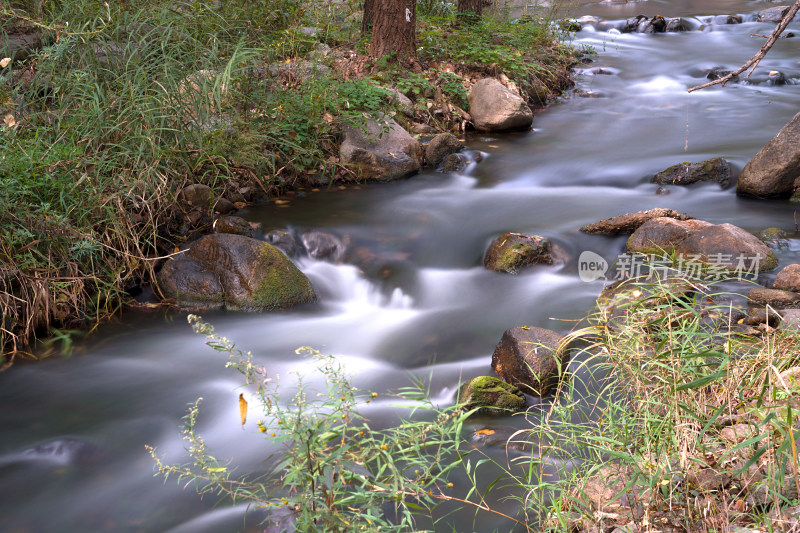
[[157, 233, 316, 310], [652, 157, 732, 188], [483, 232, 554, 274], [458, 376, 526, 416]]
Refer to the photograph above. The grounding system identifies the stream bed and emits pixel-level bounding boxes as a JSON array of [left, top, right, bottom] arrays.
[[3, 1, 800, 531]]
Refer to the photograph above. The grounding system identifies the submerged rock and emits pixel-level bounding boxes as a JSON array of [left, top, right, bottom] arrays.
[[468, 78, 533, 132], [157, 233, 316, 310], [483, 233, 554, 273], [706, 66, 739, 82], [458, 376, 527, 416], [266, 229, 299, 258], [491, 326, 568, 396], [652, 158, 732, 188], [627, 218, 777, 272], [339, 114, 422, 181], [580, 208, 694, 236], [301, 230, 346, 262]]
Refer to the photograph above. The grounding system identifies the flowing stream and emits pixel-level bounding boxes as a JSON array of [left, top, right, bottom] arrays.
[[4, 1, 800, 531]]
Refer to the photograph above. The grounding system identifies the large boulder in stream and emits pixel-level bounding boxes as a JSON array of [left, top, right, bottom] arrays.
[[339, 114, 422, 181], [157, 233, 316, 310], [458, 376, 527, 416], [483, 232, 554, 273], [758, 6, 792, 22], [468, 78, 533, 132], [627, 218, 778, 272], [491, 326, 569, 396], [652, 158, 732, 188], [737, 112, 800, 198]]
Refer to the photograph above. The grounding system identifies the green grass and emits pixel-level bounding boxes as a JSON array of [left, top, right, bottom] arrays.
[[0, 0, 576, 365]]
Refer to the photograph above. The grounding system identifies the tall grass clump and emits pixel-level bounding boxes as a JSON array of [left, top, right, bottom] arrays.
[[0, 0, 373, 363], [517, 277, 800, 531]]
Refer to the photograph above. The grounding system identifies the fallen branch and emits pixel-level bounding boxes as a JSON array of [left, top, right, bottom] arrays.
[[688, 0, 800, 92]]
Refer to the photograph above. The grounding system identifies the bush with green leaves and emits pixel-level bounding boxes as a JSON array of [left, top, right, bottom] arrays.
[[149, 315, 474, 532]]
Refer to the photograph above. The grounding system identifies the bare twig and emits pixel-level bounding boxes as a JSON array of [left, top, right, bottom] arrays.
[[688, 0, 800, 93]]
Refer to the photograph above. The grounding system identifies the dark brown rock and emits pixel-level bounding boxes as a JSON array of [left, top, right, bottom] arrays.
[[178, 184, 213, 209], [156, 233, 315, 310], [737, 111, 800, 197], [425, 133, 463, 168], [652, 158, 732, 188], [213, 197, 236, 215], [580, 208, 694, 236], [749, 287, 800, 308], [627, 218, 778, 272], [491, 326, 568, 396], [483, 233, 554, 274], [687, 469, 730, 492], [213, 215, 262, 238], [774, 264, 800, 292], [743, 308, 782, 327]]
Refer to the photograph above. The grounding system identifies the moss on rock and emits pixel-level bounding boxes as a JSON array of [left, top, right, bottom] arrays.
[[458, 376, 527, 416], [252, 244, 317, 310]]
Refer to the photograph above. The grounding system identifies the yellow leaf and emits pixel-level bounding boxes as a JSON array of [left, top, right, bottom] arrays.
[[238, 393, 247, 427], [274, 199, 289, 205], [475, 429, 495, 436], [173, 246, 180, 254], [3, 113, 16, 128], [0, 58, 10, 68], [769, 70, 780, 76]]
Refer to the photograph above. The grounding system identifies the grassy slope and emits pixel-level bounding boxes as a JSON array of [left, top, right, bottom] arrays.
[[0, 0, 577, 365]]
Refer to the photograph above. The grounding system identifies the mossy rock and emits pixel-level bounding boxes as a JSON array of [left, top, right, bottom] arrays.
[[458, 376, 526, 416], [157, 233, 316, 310], [484, 232, 554, 274], [652, 157, 731, 188]]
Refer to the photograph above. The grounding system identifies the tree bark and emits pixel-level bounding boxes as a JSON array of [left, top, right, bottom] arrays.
[[458, 0, 484, 16], [370, 0, 417, 60], [362, 0, 375, 36]]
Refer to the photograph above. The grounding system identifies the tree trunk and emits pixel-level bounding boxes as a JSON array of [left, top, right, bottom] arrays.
[[458, 0, 483, 16], [370, 0, 417, 60], [362, 0, 375, 36]]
